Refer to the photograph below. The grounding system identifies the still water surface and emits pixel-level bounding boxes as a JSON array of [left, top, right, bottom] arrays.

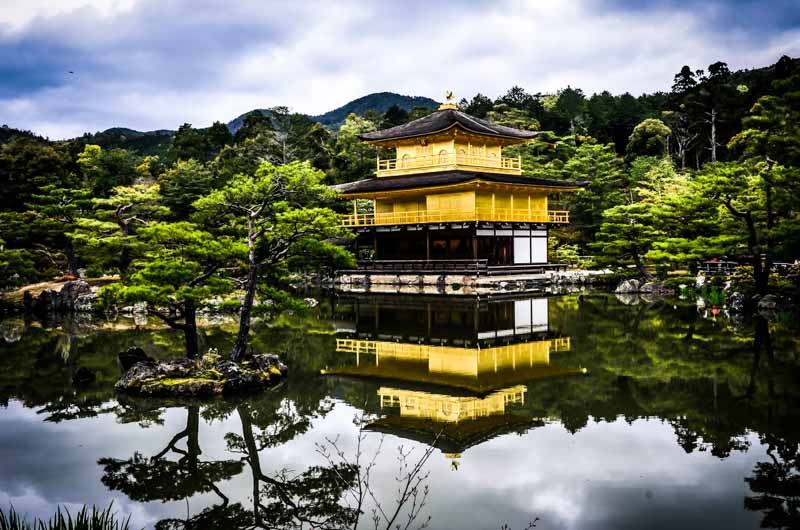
[[0, 293, 798, 530]]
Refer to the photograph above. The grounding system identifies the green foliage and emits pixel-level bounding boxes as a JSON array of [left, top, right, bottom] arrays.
[[103, 221, 242, 308], [328, 113, 378, 183], [0, 243, 38, 288], [552, 243, 592, 269], [0, 137, 74, 211], [71, 184, 168, 276], [169, 122, 232, 163], [0, 504, 133, 530], [77, 145, 137, 196], [157, 159, 213, 218], [625, 118, 671, 161]]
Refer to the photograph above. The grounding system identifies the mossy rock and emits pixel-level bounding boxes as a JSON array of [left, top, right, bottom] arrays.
[[115, 352, 288, 397]]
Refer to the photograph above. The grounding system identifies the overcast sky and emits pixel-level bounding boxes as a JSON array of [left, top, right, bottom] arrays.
[[1, 0, 799, 139]]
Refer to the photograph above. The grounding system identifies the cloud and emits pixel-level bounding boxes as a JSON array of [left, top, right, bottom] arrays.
[[0, 0, 798, 139]]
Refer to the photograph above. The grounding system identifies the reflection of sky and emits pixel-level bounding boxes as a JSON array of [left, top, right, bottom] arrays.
[[0, 399, 765, 530]]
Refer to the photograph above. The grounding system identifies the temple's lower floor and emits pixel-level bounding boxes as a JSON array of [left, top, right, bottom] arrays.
[[351, 221, 550, 266]]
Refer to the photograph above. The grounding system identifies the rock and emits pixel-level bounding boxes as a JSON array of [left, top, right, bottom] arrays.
[[757, 294, 779, 310], [615, 279, 641, 293], [117, 346, 156, 372], [728, 292, 746, 313], [28, 280, 94, 313], [72, 366, 95, 387], [60, 281, 93, 310], [615, 293, 640, 305], [216, 360, 262, 393], [158, 358, 197, 378], [115, 361, 161, 391], [115, 349, 288, 397], [139, 377, 224, 397], [640, 281, 660, 293], [250, 353, 288, 374], [73, 292, 98, 312]]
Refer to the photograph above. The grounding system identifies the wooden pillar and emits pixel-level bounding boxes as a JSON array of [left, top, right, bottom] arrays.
[[491, 193, 496, 219], [425, 228, 431, 261], [373, 231, 378, 259], [510, 194, 514, 220], [472, 224, 478, 261]]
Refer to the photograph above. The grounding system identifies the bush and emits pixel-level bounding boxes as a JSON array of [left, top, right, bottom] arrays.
[[662, 276, 695, 290], [730, 266, 756, 295]]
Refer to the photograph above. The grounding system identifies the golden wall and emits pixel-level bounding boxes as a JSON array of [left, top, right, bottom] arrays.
[[376, 190, 548, 216]]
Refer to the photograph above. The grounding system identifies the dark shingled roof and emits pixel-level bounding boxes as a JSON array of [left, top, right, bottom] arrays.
[[332, 170, 587, 195], [358, 108, 540, 142]]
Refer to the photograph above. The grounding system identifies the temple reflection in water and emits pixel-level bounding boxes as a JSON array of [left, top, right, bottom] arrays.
[[326, 294, 585, 465]]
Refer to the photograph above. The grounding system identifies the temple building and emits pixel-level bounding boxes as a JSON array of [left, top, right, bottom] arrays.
[[334, 94, 584, 294]]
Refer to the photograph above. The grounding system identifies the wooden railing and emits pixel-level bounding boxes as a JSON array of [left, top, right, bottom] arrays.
[[342, 208, 570, 227], [335, 337, 571, 356], [355, 259, 488, 273], [377, 152, 522, 176]]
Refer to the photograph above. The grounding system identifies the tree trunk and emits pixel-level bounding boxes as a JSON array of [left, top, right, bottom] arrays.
[[709, 108, 717, 163], [238, 405, 263, 527], [183, 299, 199, 359], [186, 406, 200, 475], [632, 250, 650, 279], [117, 215, 132, 277], [64, 239, 80, 276], [232, 218, 258, 361]]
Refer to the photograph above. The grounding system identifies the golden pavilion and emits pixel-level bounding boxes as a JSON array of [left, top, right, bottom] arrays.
[[334, 94, 584, 286]]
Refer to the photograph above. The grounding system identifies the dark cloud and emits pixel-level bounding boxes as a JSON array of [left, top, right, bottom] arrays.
[[0, 0, 797, 138], [595, 0, 800, 32]]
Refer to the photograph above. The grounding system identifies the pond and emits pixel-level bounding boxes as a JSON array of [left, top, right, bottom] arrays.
[[0, 293, 798, 530]]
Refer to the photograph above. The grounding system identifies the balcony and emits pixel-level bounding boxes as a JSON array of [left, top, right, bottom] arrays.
[[377, 152, 522, 177], [341, 208, 570, 227]]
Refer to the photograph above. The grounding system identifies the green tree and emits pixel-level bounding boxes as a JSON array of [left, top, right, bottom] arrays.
[[26, 185, 94, 276], [72, 184, 168, 277], [0, 236, 38, 288], [650, 161, 794, 293], [77, 144, 137, 195], [158, 159, 213, 219], [625, 118, 671, 161], [194, 161, 349, 360], [170, 123, 208, 162], [0, 137, 73, 211], [234, 111, 274, 144], [552, 142, 627, 248], [329, 113, 378, 183], [103, 222, 243, 357], [381, 104, 409, 128], [593, 195, 662, 277], [459, 93, 494, 118]]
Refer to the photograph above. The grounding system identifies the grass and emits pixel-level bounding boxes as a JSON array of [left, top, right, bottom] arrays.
[[0, 504, 134, 530]]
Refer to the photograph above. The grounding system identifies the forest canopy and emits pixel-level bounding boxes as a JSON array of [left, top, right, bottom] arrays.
[[1, 55, 799, 299]]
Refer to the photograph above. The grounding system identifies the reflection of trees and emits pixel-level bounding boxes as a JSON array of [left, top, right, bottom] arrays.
[[546, 296, 800, 458], [745, 434, 800, 530], [98, 405, 247, 529], [229, 403, 359, 529]]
